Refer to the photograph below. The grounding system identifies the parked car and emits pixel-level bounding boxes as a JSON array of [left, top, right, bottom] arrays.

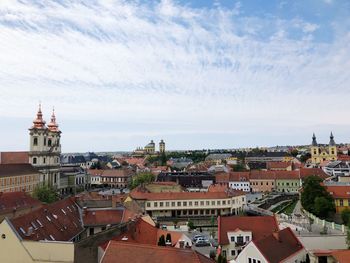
[[195, 240, 210, 247], [192, 235, 204, 242]]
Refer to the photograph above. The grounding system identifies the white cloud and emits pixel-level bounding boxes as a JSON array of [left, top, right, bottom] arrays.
[[0, 0, 349, 151]]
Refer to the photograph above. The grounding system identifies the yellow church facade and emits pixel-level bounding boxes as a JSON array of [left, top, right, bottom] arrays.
[[310, 133, 337, 164]]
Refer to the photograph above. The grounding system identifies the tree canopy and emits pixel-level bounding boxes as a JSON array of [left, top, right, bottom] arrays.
[[341, 209, 350, 225], [301, 176, 335, 219], [129, 172, 155, 189], [32, 185, 58, 204]]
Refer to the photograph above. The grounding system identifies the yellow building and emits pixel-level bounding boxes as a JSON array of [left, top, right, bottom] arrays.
[[159, 140, 165, 153], [310, 133, 337, 164], [144, 140, 156, 154], [0, 164, 41, 193], [325, 185, 350, 213], [0, 218, 74, 263]]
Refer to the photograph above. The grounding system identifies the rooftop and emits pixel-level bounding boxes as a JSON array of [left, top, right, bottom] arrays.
[[10, 197, 83, 241], [0, 152, 29, 164], [82, 208, 126, 227], [253, 227, 304, 263], [101, 241, 214, 263], [218, 215, 279, 245], [0, 163, 40, 178], [0, 191, 42, 215]]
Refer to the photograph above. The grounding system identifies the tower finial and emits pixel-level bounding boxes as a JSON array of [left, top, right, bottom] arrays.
[[48, 106, 59, 132], [329, 132, 335, 146], [312, 133, 318, 146], [31, 103, 46, 129]]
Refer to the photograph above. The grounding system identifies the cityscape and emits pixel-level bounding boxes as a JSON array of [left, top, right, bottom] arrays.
[[1, 1, 350, 263]]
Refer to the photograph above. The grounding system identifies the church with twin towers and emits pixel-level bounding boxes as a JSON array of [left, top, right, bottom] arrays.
[[28, 104, 62, 189]]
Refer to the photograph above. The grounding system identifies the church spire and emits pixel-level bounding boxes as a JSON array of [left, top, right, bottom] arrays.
[[329, 132, 335, 146], [32, 103, 46, 129], [47, 107, 59, 132], [312, 133, 318, 146]]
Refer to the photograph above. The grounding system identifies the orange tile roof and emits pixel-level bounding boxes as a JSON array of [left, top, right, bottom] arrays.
[[253, 227, 304, 263], [338, 155, 350, 162], [0, 192, 42, 215], [218, 215, 279, 245], [215, 172, 229, 183], [208, 184, 229, 192], [10, 197, 83, 241], [249, 170, 276, 180], [273, 171, 300, 180], [101, 241, 214, 263], [0, 152, 29, 164], [325, 185, 350, 199], [299, 168, 328, 179]]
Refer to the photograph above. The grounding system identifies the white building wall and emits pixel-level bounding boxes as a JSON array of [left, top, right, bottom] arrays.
[[229, 181, 251, 192], [235, 241, 267, 263]]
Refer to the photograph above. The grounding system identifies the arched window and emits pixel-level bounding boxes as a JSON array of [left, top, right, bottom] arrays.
[[48, 139, 52, 147], [43, 157, 46, 164], [33, 138, 38, 146], [33, 157, 37, 164]]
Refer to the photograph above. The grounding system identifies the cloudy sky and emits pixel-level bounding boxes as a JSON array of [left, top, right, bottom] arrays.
[[0, 0, 349, 152]]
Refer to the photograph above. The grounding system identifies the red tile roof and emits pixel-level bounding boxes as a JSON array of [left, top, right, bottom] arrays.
[[218, 215, 279, 245], [249, 170, 276, 180], [207, 184, 229, 192], [101, 241, 214, 263], [273, 171, 300, 180], [0, 192, 42, 215], [83, 208, 124, 226], [325, 185, 350, 199], [215, 172, 229, 183], [10, 197, 83, 241], [338, 155, 350, 162], [299, 168, 328, 179], [228, 172, 250, 182], [129, 188, 243, 201], [0, 163, 40, 177], [267, 161, 291, 169], [0, 152, 29, 164], [331, 249, 350, 263], [253, 227, 304, 263]]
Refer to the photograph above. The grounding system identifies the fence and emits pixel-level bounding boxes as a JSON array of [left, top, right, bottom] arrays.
[[303, 209, 347, 234]]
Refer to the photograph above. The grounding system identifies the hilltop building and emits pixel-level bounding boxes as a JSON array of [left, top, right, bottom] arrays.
[[133, 140, 166, 156], [310, 133, 337, 164]]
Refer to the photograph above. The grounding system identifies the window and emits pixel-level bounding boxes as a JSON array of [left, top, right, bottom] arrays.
[[231, 250, 235, 256], [44, 138, 46, 146], [211, 201, 215, 205], [177, 202, 181, 206], [147, 202, 151, 207], [245, 236, 250, 242], [165, 202, 169, 207], [189, 201, 192, 206], [223, 200, 226, 205], [183, 202, 187, 206], [217, 201, 221, 205], [160, 202, 164, 207], [89, 228, 94, 235], [230, 236, 235, 242], [200, 201, 204, 206], [154, 202, 158, 207], [248, 259, 252, 263], [33, 138, 38, 146], [43, 157, 46, 164], [171, 202, 175, 206], [48, 139, 52, 147], [340, 199, 344, 206], [206, 201, 210, 205], [194, 201, 198, 206], [33, 157, 37, 164]]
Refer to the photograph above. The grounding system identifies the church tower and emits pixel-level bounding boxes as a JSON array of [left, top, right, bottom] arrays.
[[159, 139, 165, 153], [310, 133, 319, 164], [29, 105, 61, 189], [328, 132, 337, 161]]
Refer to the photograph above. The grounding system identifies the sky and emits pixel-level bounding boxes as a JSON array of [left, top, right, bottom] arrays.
[[0, 0, 349, 152]]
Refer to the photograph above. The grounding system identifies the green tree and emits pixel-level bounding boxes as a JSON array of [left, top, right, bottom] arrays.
[[314, 196, 334, 219], [32, 185, 57, 204], [160, 152, 167, 166], [217, 254, 227, 263], [158, 235, 166, 246], [300, 153, 311, 163], [342, 209, 350, 225], [290, 149, 299, 157], [301, 176, 335, 218], [187, 220, 195, 230], [129, 172, 155, 189]]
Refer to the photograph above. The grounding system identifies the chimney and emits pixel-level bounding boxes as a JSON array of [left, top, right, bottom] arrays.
[[272, 232, 281, 242], [26, 226, 34, 236]]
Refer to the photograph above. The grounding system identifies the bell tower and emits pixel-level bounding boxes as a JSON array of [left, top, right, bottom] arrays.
[[328, 132, 337, 161], [29, 105, 61, 189], [310, 133, 320, 164]]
